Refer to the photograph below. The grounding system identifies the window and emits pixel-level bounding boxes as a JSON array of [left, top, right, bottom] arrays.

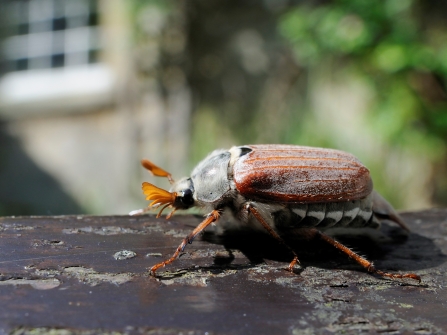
[[0, 0, 114, 117]]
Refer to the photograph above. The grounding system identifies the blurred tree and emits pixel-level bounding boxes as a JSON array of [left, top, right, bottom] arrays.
[[130, 0, 447, 209], [184, 0, 303, 162], [279, 0, 447, 206]]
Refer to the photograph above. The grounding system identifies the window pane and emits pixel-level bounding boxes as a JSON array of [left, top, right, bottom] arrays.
[[1, 0, 101, 73]]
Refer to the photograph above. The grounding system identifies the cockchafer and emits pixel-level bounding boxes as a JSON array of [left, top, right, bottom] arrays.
[[131, 144, 420, 282]]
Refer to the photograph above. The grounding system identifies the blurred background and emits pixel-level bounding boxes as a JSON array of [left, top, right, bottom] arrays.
[[0, 0, 446, 216]]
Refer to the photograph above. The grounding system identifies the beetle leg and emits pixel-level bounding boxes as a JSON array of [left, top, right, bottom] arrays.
[[149, 210, 220, 276], [245, 203, 300, 272], [314, 229, 421, 282]]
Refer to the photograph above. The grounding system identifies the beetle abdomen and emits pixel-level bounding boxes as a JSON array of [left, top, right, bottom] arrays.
[[233, 145, 373, 204], [272, 194, 377, 230]]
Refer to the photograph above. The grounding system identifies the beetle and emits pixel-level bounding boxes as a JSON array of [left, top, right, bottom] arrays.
[[132, 144, 420, 282]]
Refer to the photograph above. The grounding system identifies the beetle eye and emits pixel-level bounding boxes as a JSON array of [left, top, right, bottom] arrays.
[[181, 189, 194, 206]]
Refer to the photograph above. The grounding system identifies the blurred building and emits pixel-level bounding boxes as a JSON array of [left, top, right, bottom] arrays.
[[0, 0, 443, 215], [0, 0, 191, 215]]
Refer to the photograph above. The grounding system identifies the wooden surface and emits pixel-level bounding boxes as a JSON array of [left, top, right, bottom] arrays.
[[1, 210, 447, 334]]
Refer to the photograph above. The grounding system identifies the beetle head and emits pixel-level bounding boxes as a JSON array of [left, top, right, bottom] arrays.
[[140, 159, 195, 218]]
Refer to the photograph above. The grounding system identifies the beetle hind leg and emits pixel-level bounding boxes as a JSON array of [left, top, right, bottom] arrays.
[[315, 229, 421, 282], [245, 203, 300, 272]]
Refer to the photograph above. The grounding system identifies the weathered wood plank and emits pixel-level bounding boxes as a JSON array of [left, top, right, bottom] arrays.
[[1, 210, 446, 334]]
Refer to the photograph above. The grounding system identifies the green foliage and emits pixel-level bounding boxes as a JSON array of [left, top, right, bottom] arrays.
[[279, 0, 447, 207]]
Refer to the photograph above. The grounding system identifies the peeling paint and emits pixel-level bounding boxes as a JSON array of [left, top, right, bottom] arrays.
[[156, 267, 239, 287], [164, 229, 187, 238], [0, 223, 36, 231], [146, 253, 162, 257], [113, 250, 137, 260], [62, 225, 163, 235], [62, 226, 141, 235], [10, 327, 126, 335], [63, 266, 133, 286], [32, 239, 66, 248], [0, 278, 60, 290]]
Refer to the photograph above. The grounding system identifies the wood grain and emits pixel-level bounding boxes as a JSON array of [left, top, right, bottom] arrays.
[[0, 210, 446, 334]]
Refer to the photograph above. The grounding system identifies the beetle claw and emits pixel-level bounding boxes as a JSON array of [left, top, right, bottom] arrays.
[[287, 256, 301, 272]]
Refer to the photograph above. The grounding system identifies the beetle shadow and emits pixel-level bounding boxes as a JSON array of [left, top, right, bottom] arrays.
[[201, 221, 447, 273]]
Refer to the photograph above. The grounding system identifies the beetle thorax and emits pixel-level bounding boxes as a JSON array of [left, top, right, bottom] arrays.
[[190, 149, 232, 206]]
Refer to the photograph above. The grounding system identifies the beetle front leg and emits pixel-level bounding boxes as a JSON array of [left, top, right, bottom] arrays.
[[149, 210, 220, 276], [245, 203, 300, 272]]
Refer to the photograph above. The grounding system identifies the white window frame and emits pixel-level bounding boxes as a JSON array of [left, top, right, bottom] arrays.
[[0, 0, 115, 118]]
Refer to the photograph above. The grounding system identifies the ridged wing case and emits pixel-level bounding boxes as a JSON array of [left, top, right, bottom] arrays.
[[233, 145, 373, 203]]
